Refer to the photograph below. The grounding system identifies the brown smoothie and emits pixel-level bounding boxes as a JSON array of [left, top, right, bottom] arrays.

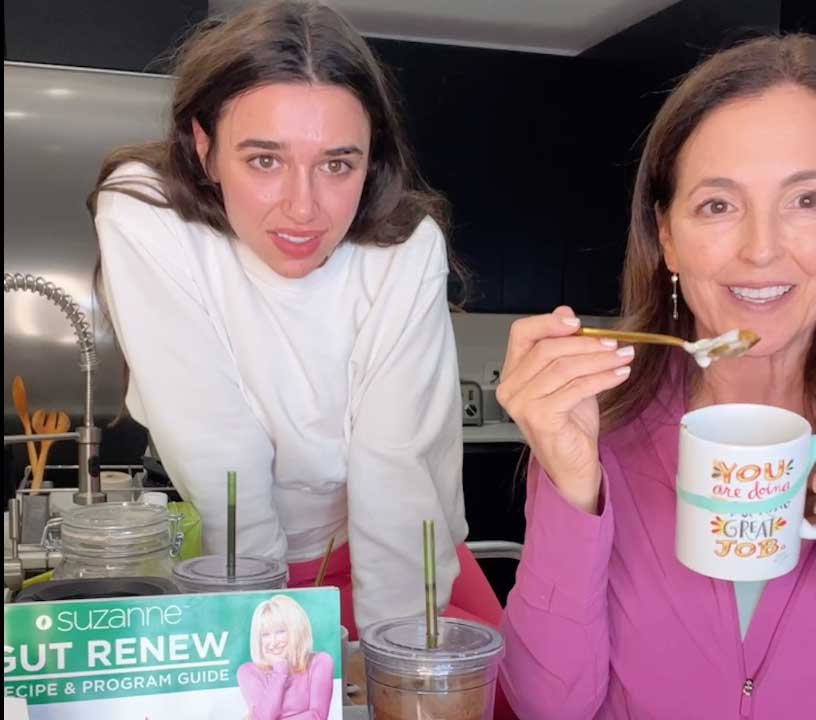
[[367, 669, 495, 720]]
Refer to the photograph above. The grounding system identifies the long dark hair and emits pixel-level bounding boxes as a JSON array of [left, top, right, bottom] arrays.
[[601, 34, 816, 429], [89, 0, 468, 289]]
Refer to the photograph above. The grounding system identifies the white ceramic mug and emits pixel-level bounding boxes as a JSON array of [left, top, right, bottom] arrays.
[[676, 403, 816, 581]]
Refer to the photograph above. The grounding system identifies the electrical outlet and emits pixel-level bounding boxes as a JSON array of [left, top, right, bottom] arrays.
[[460, 381, 483, 426]]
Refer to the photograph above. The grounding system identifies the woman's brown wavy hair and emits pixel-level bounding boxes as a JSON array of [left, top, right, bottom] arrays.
[[601, 34, 816, 430], [88, 0, 467, 294]]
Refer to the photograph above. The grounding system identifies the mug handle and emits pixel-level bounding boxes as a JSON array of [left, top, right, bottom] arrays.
[[801, 436, 816, 541]]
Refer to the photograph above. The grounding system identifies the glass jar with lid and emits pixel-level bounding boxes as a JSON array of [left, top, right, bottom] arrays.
[[50, 502, 182, 580]]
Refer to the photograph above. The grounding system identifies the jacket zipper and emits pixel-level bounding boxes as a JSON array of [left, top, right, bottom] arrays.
[[739, 677, 754, 717]]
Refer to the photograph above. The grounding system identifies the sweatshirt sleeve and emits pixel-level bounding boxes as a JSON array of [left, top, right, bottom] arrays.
[[95, 186, 287, 560], [345, 218, 467, 632], [499, 448, 618, 720]]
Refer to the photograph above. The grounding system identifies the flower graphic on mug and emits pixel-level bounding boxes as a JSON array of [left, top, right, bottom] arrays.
[[710, 516, 727, 535], [711, 461, 734, 482]]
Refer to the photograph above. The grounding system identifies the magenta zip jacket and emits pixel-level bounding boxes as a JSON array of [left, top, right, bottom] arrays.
[[499, 373, 815, 719]]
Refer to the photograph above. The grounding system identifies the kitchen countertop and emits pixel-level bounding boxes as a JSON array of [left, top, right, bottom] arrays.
[[463, 421, 524, 444]]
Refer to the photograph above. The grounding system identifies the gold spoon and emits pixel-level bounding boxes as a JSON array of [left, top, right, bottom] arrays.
[[579, 327, 760, 367]]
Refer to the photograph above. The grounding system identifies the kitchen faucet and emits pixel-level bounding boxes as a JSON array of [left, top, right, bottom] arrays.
[[4, 272, 105, 505]]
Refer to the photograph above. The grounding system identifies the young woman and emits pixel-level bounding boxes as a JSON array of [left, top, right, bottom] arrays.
[[90, 0, 501, 638]]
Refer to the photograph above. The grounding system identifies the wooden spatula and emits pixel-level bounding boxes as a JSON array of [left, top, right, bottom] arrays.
[[30, 411, 71, 492], [12, 376, 39, 473]]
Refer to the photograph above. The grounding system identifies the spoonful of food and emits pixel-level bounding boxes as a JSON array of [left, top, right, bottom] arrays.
[[579, 327, 760, 368]]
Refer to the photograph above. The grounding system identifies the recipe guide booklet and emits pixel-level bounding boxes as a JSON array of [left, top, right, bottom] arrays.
[[4, 587, 342, 719]]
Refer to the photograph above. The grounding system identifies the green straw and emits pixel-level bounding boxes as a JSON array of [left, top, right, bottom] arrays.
[[422, 519, 438, 649], [227, 471, 237, 578]]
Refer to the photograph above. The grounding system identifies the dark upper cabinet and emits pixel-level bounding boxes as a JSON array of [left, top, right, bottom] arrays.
[[372, 40, 650, 315]]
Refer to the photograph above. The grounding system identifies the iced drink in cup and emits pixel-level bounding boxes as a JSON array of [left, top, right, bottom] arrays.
[[361, 617, 504, 720]]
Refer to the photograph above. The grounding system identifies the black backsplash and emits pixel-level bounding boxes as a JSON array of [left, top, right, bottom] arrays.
[[369, 39, 674, 315]]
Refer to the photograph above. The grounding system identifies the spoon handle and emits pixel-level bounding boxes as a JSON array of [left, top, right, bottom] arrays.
[[31, 440, 53, 493], [12, 376, 39, 472], [579, 327, 686, 348]]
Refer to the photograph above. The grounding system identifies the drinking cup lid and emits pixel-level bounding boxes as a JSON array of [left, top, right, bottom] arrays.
[[361, 617, 503, 677]]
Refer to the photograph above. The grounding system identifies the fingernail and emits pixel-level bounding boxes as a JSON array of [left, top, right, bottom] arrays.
[[561, 317, 581, 327], [600, 338, 618, 349], [614, 366, 631, 377], [616, 345, 635, 357]]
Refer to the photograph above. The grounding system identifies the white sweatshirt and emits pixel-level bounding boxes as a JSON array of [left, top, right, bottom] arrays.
[[95, 163, 467, 629]]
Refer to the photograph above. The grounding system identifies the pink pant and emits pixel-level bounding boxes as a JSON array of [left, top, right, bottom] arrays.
[[287, 541, 503, 640]]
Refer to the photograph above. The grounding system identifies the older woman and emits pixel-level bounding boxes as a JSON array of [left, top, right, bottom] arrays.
[[496, 35, 815, 719], [238, 595, 333, 720]]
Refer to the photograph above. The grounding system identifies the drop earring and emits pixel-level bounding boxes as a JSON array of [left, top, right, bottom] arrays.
[[671, 273, 679, 320]]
